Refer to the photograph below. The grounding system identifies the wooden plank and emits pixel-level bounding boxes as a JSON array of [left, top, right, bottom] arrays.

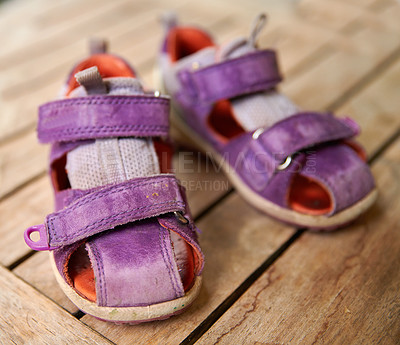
[[0, 176, 52, 266], [375, 0, 400, 32], [81, 194, 295, 344], [341, 58, 400, 155], [2, 0, 396, 342], [282, 20, 399, 111], [0, 131, 48, 199], [0, 0, 147, 66], [0, 265, 113, 344], [296, 0, 365, 31], [195, 137, 400, 345], [0, 4, 237, 141], [0, 1, 390, 190], [0, 0, 105, 51], [13, 251, 78, 313], [10, 51, 400, 324], [80, 46, 400, 344]]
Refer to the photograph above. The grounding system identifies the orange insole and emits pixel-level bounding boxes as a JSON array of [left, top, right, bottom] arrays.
[[288, 175, 333, 215], [68, 245, 96, 302]]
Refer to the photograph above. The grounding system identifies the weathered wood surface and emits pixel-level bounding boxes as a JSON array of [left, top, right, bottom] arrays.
[[0, 0, 399, 343], [0, 265, 113, 344], [196, 138, 400, 345]]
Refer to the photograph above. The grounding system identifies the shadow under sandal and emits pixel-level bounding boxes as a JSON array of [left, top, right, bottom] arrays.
[[24, 41, 204, 323], [157, 13, 377, 231]]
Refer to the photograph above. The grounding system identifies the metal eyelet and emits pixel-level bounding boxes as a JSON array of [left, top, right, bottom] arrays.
[[252, 128, 265, 140], [277, 156, 292, 171], [174, 211, 189, 224]]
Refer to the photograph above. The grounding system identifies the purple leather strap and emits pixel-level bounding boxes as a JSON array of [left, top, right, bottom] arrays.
[[225, 112, 358, 192], [86, 219, 185, 307], [26, 175, 186, 250], [158, 214, 204, 275], [178, 50, 282, 105], [299, 144, 375, 215], [37, 95, 170, 143], [252, 112, 358, 163]]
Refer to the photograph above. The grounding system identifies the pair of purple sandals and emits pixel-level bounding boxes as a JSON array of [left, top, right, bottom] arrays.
[[24, 14, 377, 323]]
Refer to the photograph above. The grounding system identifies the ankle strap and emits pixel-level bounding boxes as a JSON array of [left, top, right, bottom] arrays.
[[24, 175, 187, 250], [177, 49, 282, 106]]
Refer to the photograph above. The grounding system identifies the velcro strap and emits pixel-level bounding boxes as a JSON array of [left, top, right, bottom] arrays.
[[38, 175, 185, 249], [178, 50, 282, 105], [255, 112, 359, 163], [37, 95, 170, 143], [237, 113, 359, 191]]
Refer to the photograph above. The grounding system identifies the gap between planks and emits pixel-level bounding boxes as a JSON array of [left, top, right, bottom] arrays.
[[178, 125, 400, 345], [2, 0, 399, 341]]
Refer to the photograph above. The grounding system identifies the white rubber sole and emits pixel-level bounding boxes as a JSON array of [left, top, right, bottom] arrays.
[[169, 106, 378, 230], [50, 252, 202, 323]]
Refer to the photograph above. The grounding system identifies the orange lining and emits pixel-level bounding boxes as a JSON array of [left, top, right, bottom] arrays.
[[288, 175, 333, 215], [167, 27, 214, 62], [207, 100, 245, 141], [66, 140, 195, 301], [68, 245, 96, 302], [287, 141, 367, 215]]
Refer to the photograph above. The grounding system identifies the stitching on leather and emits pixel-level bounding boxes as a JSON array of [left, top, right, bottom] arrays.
[[260, 113, 354, 156], [90, 242, 107, 306], [51, 201, 186, 243], [51, 177, 176, 216], [194, 50, 276, 75], [194, 51, 279, 100], [159, 228, 180, 297], [40, 97, 169, 111], [199, 79, 280, 103], [40, 125, 169, 140], [47, 176, 184, 244], [43, 124, 168, 131]]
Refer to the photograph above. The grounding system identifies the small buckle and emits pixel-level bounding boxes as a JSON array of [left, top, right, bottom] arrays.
[[252, 128, 265, 140], [277, 156, 292, 171], [24, 224, 56, 251], [174, 211, 189, 224]]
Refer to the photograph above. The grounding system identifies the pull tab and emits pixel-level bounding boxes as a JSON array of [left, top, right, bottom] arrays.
[[75, 66, 107, 95], [24, 224, 56, 251], [249, 13, 267, 47], [89, 37, 108, 55]]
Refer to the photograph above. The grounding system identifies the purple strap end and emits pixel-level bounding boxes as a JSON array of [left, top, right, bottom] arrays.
[[24, 224, 56, 251]]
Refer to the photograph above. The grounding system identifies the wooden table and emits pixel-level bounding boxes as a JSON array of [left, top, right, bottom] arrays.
[[0, 0, 399, 343]]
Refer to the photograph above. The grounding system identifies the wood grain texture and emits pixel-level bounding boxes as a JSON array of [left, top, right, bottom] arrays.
[[7, 0, 390, 324], [13, 251, 78, 313], [0, 0, 398, 343], [0, 131, 48, 199], [341, 58, 400, 155], [282, 17, 399, 112], [196, 138, 400, 345], [0, 176, 52, 266], [0, 265, 113, 344]]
